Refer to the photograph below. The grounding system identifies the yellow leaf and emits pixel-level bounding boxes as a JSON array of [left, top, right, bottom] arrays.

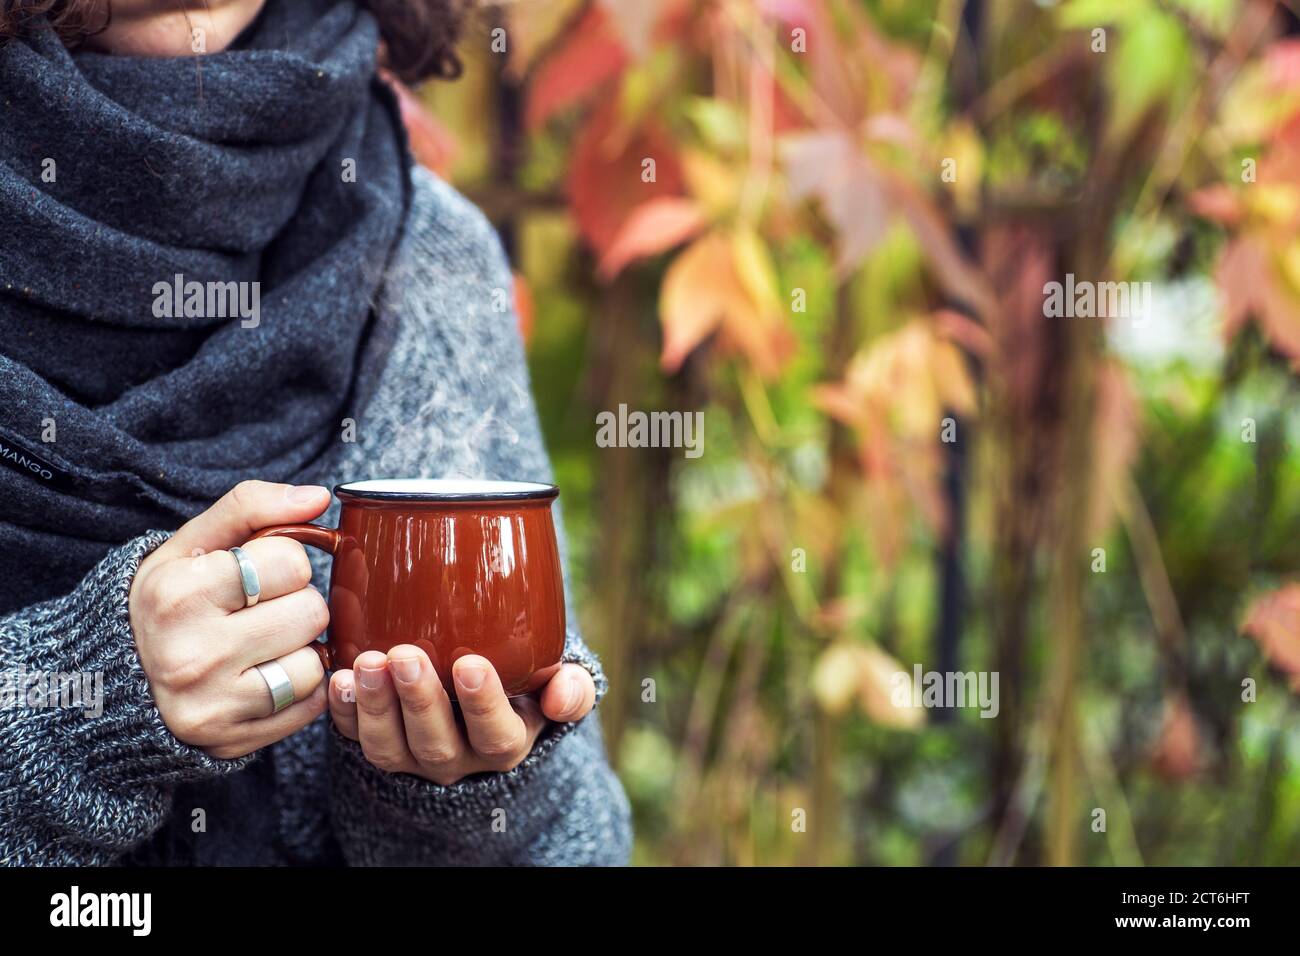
[[811, 643, 866, 716], [682, 148, 740, 218], [731, 226, 781, 313], [1244, 184, 1300, 227], [938, 119, 983, 216], [811, 642, 924, 729], [857, 644, 925, 729]]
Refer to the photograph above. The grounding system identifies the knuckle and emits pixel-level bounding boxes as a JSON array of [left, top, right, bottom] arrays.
[[457, 695, 497, 721], [411, 742, 458, 766], [297, 588, 330, 634], [152, 642, 215, 690], [476, 729, 526, 761], [397, 690, 439, 718], [285, 542, 313, 589], [361, 746, 407, 773], [227, 479, 264, 514], [140, 567, 200, 622], [355, 696, 390, 718], [304, 652, 326, 689]]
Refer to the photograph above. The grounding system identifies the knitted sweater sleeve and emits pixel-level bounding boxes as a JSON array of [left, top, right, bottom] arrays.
[[324, 170, 632, 865], [0, 531, 249, 865]]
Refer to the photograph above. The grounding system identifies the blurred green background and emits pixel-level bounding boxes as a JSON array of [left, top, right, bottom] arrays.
[[408, 0, 1300, 865]]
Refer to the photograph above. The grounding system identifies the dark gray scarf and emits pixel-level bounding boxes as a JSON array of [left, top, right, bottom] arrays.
[[0, 0, 409, 611]]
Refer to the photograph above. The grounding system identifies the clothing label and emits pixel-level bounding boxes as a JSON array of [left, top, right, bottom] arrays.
[[0, 428, 76, 490]]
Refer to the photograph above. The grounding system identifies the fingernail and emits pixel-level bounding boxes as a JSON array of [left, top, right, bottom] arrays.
[[357, 666, 385, 690], [288, 484, 328, 503], [456, 660, 487, 692], [390, 656, 421, 684], [563, 673, 583, 714], [335, 675, 355, 703]]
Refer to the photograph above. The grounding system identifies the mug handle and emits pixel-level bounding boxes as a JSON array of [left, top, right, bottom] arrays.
[[250, 523, 341, 670]]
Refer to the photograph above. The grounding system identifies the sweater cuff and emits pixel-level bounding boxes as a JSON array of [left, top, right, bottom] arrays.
[[27, 530, 252, 791], [330, 626, 606, 823]]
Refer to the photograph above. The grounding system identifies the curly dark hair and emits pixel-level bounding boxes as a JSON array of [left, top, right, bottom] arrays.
[[0, 0, 466, 82]]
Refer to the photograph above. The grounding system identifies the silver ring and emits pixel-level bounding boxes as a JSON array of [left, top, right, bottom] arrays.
[[254, 660, 295, 714], [229, 546, 261, 609]]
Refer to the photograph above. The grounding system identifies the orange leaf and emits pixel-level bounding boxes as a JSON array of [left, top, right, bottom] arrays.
[[598, 197, 707, 281], [1242, 584, 1300, 691], [513, 272, 535, 345], [658, 231, 792, 377], [526, 6, 627, 132], [659, 232, 744, 373]]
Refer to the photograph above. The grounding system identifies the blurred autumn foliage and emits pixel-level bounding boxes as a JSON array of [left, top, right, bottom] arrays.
[[404, 0, 1300, 865]]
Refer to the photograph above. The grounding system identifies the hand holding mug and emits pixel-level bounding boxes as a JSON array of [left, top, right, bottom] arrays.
[[328, 648, 595, 784], [252, 477, 582, 784], [132, 477, 578, 776], [129, 481, 332, 759]]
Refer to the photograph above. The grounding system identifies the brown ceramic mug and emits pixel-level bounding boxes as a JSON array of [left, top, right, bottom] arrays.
[[251, 479, 566, 698]]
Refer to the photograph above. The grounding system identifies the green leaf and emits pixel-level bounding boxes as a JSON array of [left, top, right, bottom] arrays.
[[1108, 10, 1191, 138], [1059, 0, 1151, 28], [683, 97, 748, 154]]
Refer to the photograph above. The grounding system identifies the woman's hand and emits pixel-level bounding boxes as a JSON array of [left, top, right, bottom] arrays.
[[129, 481, 333, 759], [328, 649, 596, 785]]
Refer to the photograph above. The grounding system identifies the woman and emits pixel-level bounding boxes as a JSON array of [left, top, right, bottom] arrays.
[[0, 0, 632, 865]]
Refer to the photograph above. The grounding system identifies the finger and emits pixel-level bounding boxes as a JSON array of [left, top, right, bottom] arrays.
[[212, 682, 329, 759], [461, 695, 547, 777], [234, 644, 327, 720], [512, 693, 549, 745], [387, 645, 461, 771], [329, 670, 359, 740], [191, 536, 315, 614], [223, 587, 329, 669], [539, 664, 596, 724], [453, 655, 528, 767], [354, 651, 413, 773], [159, 481, 330, 562]]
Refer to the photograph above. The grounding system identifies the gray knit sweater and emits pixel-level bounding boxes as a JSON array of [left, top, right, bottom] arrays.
[[0, 167, 632, 866]]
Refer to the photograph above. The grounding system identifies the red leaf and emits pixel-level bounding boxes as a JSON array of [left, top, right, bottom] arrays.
[[598, 197, 707, 280], [384, 73, 458, 176], [1150, 694, 1202, 780], [526, 6, 627, 132], [567, 97, 684, 257], [1187, 184, 1243, 226], [1266, 38, 1300, 89], [1217, 237, 1300, 366], [1243, 584, 1300, 691]]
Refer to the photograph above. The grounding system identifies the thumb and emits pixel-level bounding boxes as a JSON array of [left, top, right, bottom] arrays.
[[158, 480, 331, 561]]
